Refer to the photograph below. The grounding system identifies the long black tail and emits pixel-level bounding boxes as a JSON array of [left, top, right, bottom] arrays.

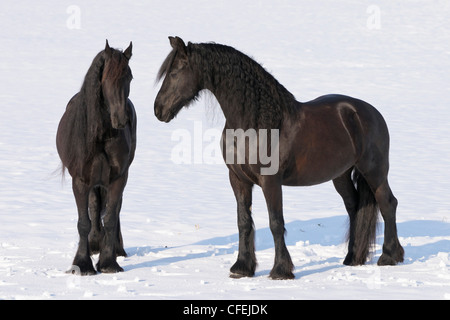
[[352, 169, 379, 265]]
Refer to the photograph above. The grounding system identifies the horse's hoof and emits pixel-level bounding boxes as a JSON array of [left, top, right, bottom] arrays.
[[230, 260, 256, 278], [377, 252, 403, 266], [269, 271, 295, 280], [229, 272, 252, 279], [269, 263, 295, 280], [97, 261, 124, 273]]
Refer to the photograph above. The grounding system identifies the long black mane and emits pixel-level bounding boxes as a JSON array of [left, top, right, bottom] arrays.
[[158, 42, 297, 128]]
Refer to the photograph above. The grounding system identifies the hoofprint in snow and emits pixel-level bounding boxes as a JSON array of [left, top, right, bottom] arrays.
[[0, 0, 449, 299]]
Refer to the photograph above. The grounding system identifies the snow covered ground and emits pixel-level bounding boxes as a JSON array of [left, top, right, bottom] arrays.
[[0, 0, 449, 300]]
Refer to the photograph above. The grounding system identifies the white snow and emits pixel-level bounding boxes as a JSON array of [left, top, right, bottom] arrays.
[[0, 0, 449, 300]]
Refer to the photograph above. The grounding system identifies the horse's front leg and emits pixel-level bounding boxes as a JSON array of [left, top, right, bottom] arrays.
[[68, 178, 96, 275], [114, 197, 127, 257], [88, 187, 104, 255], [261, 177, 294, 279], [228, 170, 256, 278], [96, 174, 128, 273]]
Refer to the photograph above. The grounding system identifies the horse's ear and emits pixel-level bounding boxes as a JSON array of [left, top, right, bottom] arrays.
[[124, 41, 132, 60], [169, 36, 187, 56], [105, 39, 112, 57]]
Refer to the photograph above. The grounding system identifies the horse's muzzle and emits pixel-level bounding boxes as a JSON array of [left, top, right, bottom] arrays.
[[154, 101, 171, 123]]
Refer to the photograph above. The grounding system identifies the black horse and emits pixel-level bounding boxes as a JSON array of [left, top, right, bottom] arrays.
[[56, 41, 136, 275], [154, 37, 404, 280]]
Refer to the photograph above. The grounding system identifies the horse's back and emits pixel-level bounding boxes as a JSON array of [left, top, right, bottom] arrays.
[[303, 94, 388, 129], [300, 94, 389, 145]]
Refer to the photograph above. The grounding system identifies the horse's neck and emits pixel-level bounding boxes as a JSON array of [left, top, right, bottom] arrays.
[[196, 49, 293, 130], [209, 89, 244, 129], [201, 73, 254, 130]]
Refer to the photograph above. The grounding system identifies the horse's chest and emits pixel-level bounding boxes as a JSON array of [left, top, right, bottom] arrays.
[[88, 136, 132, 185], [105, 137, 132, 175]]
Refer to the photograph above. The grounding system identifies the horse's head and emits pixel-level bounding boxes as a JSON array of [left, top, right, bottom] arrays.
[[101, 40, 133, 129], [154, 36, 200, 122]]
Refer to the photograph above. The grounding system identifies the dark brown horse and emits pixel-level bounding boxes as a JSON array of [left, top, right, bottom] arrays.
[[56, 41, 136, 275], [154, 37, 404, 280]]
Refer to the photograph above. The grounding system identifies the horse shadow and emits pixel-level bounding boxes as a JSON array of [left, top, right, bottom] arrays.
[[396, 220, 450, 264], [124, 216, 450, 277]]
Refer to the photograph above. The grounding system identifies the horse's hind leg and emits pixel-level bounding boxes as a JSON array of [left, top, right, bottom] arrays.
[[229, 170, 257, 278], [358, 165, 404, 265], [332, 168, 358, 265], [372, 180, 404, 265]]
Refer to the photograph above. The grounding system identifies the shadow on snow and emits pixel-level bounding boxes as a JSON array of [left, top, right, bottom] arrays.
[[124, 216, 449, 276]]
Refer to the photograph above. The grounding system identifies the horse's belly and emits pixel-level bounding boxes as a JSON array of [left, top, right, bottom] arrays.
[[282, 143, 355, 186], [283, 161, 353, 186]]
